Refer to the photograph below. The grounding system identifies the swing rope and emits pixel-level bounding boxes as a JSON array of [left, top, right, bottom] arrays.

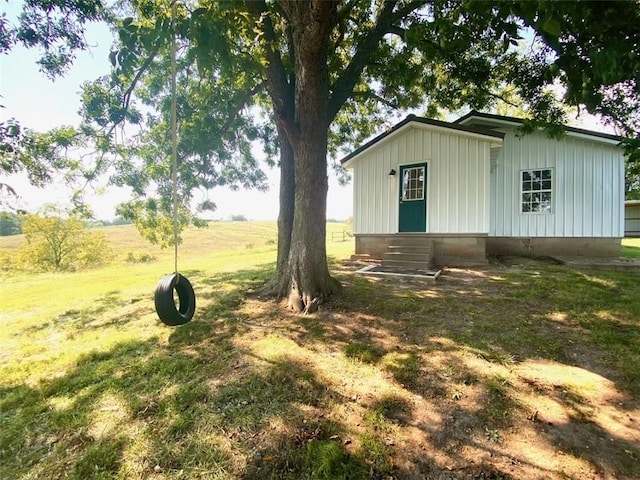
[[170, 1, 179, 276], [153, 1, 196, 327]]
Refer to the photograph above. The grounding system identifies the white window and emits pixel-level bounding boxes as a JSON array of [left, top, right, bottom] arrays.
[[521, 169, 552, 213]]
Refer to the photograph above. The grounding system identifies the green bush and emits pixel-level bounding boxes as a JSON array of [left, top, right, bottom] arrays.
[[125, 252, 157, 263]]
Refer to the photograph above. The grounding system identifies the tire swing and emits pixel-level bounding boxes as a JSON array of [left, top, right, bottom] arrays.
[[154, 2, 195, 326], [155, 272, 195, 326]]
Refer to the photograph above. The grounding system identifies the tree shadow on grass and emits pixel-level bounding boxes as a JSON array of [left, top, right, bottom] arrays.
[[1, 326, 242, 479], [313, 265, 640, 478], [0, 337, 393, 479], [1, 266, 274, 479], [3, 262, 639, 479]]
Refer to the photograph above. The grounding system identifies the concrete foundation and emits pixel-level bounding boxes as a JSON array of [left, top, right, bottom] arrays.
[[355, 234, 488, 267], [356, 234, 622, 266], [486, 237, 622, 258]]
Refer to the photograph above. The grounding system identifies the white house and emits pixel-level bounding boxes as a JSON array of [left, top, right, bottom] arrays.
[[341, 111, 625, 266]]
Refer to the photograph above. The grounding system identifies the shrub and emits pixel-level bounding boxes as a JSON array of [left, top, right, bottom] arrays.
[[0, 248, 13, 271], [126, 252, 157, 263]]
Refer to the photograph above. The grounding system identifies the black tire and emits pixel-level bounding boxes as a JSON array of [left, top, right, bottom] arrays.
[[154, 273, 196, 326]]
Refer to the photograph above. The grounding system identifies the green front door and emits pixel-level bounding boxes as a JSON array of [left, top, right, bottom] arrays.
[[398, 163, 427, 232]]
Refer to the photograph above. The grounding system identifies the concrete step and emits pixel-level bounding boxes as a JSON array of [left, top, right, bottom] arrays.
[[387, 245, 433, 255], [349, 254, 378, 263], [388, 236, 433, 247], [383, 252, 432, 263], [382, 238, 434, 269], [382, 259, 434, 270]]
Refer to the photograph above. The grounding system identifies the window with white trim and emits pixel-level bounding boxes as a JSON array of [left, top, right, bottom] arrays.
[[521, 169, 552, 213]]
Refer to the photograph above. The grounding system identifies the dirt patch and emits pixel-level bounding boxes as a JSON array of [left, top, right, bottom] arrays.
[[493, 255, 564, 266]]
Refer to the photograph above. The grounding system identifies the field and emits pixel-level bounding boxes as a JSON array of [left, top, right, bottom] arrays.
[[1, 225, 639, 479], [621, 237, 640, 258]]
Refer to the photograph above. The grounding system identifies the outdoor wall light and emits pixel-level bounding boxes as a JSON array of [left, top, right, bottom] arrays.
[[388, 168, 397, 176]]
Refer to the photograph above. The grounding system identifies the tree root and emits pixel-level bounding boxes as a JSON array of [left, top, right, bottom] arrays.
[[256, 274, 341, 314]]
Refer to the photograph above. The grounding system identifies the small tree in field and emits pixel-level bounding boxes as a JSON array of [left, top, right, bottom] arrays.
[[18, 214, 111, 272]]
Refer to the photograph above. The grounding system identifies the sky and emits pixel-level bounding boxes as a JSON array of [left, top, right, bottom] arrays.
[[0, 3, 354, 221]]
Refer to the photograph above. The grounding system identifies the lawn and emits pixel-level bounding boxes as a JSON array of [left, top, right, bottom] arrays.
[[622, 237, 640, 258], [1, 225, 639, 479]]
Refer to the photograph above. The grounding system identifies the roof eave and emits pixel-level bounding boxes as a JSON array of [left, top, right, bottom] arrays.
[[340, 115, 504, 168], [455, 110, 624, 146]]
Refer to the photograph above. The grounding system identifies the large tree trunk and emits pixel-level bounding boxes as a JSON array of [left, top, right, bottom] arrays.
[[259, 120, 295, 297], [275, 123, 295, 283], [283, 127, 340, 312], [278, 1, 341, 313]]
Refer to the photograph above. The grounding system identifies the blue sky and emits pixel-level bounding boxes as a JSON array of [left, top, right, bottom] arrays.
[[0, 2, 353, 221]]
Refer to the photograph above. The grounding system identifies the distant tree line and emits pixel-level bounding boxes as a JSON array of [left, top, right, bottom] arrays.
[[0, 211, 23, 236], [88, 217, 133, 228], [0, 211, 132, 236]]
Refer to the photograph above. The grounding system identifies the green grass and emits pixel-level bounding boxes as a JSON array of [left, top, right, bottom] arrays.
[[1, 223, 639, 479], [622, 237, 640, 258]]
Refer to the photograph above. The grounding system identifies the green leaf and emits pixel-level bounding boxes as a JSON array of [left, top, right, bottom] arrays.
[[541, 17, 561, 37], [192, 7, 208, 17]]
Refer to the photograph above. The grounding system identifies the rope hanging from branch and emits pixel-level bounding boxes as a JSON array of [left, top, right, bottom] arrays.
[[170, 0, 179, 275], [154, 1, 196, 326]]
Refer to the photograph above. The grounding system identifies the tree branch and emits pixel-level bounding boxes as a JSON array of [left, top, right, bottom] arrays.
[[328, 0, 425, 122], [220, 81, 266, 136], [104, 42, 162, 140], [244, 1, 298, 146], [488, 90, 519, 107], [386, 24, 407, 38], [352, 90, 400, 109]]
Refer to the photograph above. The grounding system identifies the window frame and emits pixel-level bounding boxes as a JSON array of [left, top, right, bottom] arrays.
[[520, 168, 553, 214]]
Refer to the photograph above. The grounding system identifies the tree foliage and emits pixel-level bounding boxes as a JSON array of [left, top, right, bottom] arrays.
[[4, 0, 106, 77], [18, 213, 111, 272], [627, 157, 640, 201], [0, 116, 100, 214], [0, 0, 109, 208], [0, 211, 23, 236]]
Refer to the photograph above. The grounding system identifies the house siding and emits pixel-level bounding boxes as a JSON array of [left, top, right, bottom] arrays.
[[490, 128, 624, 238], [351, 125, 494, 235]]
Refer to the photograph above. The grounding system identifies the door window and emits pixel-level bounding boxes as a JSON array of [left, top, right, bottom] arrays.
[[402, 166, 425, 201]]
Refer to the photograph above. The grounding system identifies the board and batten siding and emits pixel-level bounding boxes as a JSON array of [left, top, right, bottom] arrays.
[[351, 124, 493, 235], [490, 129, 625, 237]]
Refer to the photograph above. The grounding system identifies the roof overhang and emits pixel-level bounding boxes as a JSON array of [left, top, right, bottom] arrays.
[[340, 115, 504, 169], [455, 110, 624, 146]]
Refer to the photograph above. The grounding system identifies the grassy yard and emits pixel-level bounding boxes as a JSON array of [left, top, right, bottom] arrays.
[[622, 237, 640, 258], [1, 225, 639, 479]]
